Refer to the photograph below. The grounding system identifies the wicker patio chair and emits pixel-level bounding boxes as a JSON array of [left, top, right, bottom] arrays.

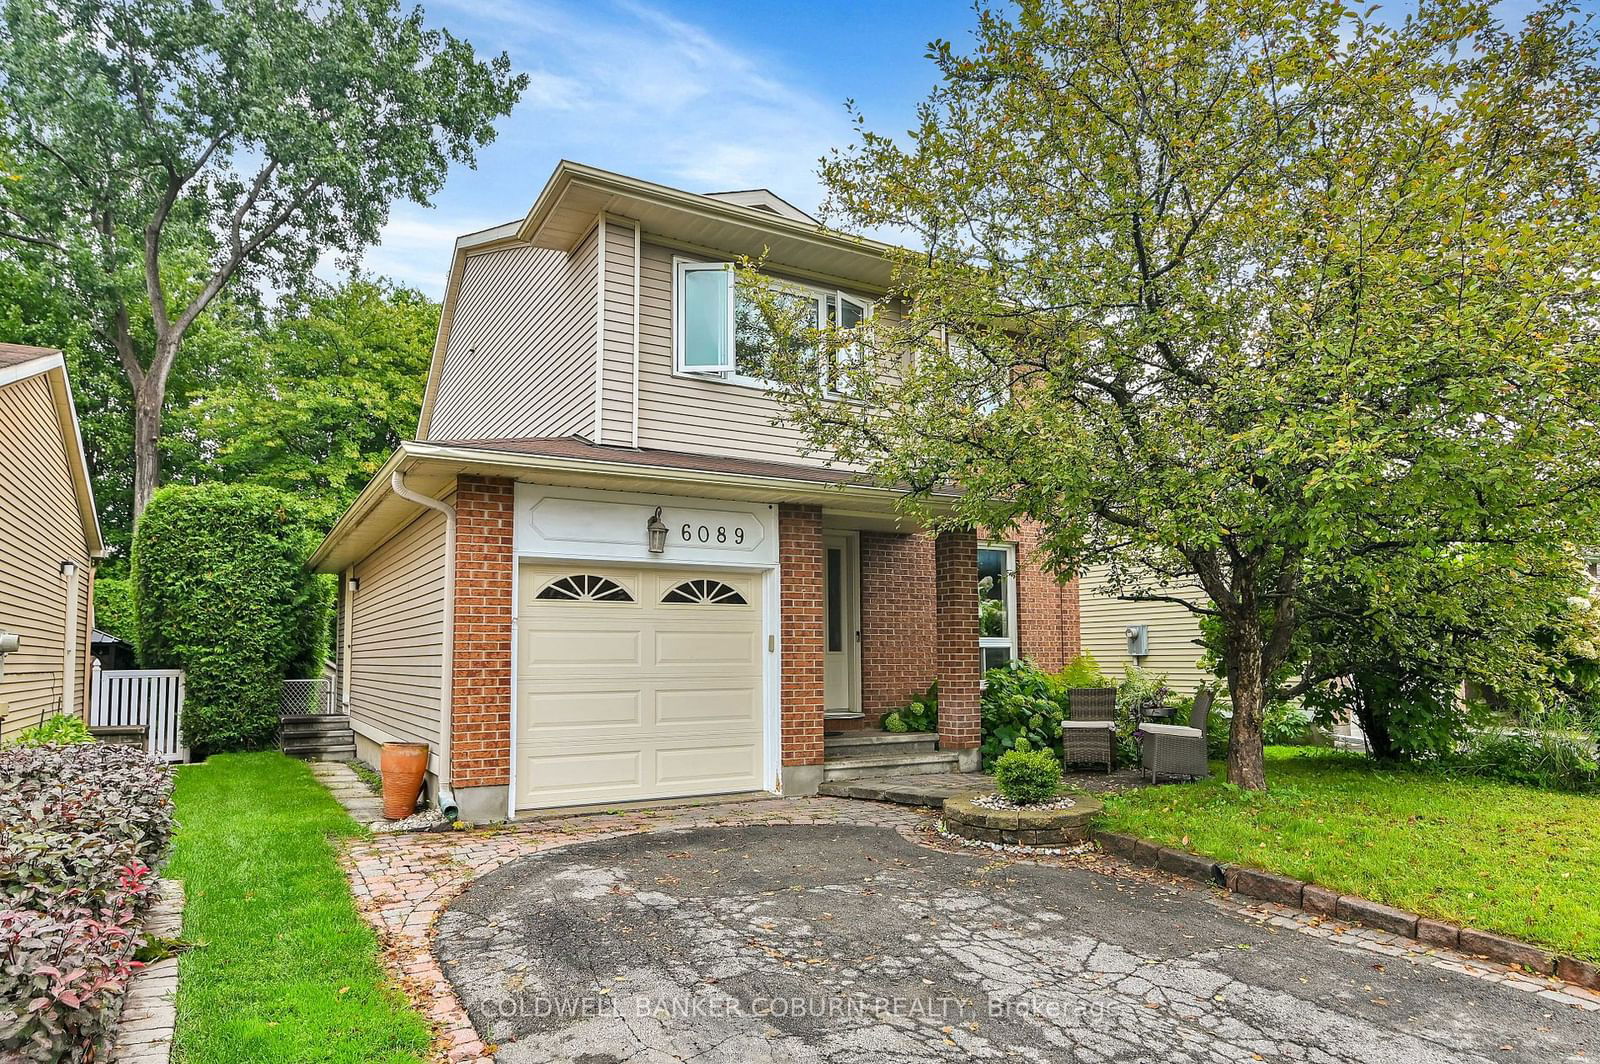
[[1061, 687, 1117, 773], [1139, 688, 1215, 782]]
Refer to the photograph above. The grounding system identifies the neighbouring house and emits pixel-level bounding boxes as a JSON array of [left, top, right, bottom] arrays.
[[0, 343, 104, 744], [311, 161, 1083, 822], [1076, 565, 1213, 693]]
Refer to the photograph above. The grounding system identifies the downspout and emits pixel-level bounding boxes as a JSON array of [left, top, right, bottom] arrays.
[[390, 471, 460, 821], [60, 560, 82, 718]]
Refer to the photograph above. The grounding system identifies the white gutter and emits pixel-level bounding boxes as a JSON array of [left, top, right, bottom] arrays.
[[389, 471, 460, 821]]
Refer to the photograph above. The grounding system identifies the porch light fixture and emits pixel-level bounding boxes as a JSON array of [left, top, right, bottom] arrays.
[[646, 507, 669, 554]]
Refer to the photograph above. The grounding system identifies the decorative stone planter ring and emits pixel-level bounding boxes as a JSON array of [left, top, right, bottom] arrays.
[[942, 793, 1104, 847]]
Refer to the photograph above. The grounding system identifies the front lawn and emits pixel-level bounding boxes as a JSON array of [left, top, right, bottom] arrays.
[[169, 752, 431, 1063], [1098, 746, 1600, 961]]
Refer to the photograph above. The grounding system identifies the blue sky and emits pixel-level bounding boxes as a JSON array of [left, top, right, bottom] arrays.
[[363, 0, 1565, 298], [363, 0, 979, 296]]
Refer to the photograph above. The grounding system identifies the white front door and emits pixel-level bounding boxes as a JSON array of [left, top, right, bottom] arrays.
[[514, 562, 766, 810], [822, 532, 860, 713]]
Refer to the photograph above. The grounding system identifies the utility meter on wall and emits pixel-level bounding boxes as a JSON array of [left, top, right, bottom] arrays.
[[0, 631, 20, 656], [1125, 624, 1149, 658]]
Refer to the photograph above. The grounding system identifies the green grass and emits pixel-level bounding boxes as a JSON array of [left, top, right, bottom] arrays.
[[169, 752, 432, 1063], [1099, 746, 1600, 961]]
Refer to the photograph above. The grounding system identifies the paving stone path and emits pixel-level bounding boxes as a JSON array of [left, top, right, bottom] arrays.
[[331, 794, 1599, 1063]]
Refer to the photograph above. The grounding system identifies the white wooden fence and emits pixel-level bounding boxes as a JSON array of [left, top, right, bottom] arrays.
[[89, 665, 187, 762]]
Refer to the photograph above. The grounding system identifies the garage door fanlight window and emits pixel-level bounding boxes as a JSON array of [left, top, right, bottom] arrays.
[[662, 579, 748, 606], [534, 574, 634, 602]]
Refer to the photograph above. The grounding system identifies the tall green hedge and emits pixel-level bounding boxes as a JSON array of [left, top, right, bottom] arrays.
[[91, 576, 136, 646], [132, 484, 334, 753]]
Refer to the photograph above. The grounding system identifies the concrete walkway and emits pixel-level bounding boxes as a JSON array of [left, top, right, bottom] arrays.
[[309, 760, 384, 824]]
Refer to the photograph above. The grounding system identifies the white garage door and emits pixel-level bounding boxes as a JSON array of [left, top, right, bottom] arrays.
[[515, 563, 766, 810]]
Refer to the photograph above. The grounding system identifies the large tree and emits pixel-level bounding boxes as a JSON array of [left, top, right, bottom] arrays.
[[0, 0, 524, 517], [761, 0, 1600, 787]]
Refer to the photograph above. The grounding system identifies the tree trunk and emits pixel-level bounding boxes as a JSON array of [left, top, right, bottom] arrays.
[[1224, 622, 1268, 790], [131, 371, 166, 519]]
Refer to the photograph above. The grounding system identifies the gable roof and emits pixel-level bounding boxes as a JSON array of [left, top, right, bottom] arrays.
[[0, 344, 105, 556]]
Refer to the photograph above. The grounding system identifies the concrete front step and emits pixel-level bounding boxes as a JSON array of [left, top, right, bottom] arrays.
[[281, 714, 353, 733], [818, 772, 992, 807], [821, 749, 960, 782], [824, 731, 939, 756]]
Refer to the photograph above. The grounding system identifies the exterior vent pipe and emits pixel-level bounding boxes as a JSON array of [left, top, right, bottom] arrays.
[[390, 471, 459, 822]]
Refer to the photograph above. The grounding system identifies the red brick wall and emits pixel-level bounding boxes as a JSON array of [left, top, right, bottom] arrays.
[[934, 530, 981, 750], [451, 475, 515, 788], [859, 531, 937, 726], [780, 505, 825, 767], [1014, 520, 1082, 669]]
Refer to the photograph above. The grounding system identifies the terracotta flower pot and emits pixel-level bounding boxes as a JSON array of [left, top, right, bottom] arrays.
[[380, 742, 430, 820]]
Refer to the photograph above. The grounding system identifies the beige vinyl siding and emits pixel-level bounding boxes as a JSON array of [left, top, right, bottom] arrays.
[[0, 373, 93, 743], [1078, 564, 1213, 694], [346, 503, 447, 761], [599, 219, 637, 446], [427, 228, 599, 442], [636, 240, 862, 466]]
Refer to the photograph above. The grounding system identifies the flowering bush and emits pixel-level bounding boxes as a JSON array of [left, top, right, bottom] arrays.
[[0, 744, 173, 1061]]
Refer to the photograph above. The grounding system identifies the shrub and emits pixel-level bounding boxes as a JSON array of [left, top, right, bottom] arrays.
[[0, 744, 174, 914], [0, 744, 172, 1062], [880, 682, 938, 733], [1447, 725, 1599, 792], [5, 715, 93, 748], [0, 907, 143, 1062], [133, 483, 334, 753], [993, 747, 1062, 804], [980, 656, 1109, 768]]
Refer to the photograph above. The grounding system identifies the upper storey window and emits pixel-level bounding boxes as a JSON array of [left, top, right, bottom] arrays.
[[674, 257, 869, 394]]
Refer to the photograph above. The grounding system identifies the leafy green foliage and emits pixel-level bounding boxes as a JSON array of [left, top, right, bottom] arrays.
[[880, 682, 939, 733], [6, 714, 93, 747], [133, 484, 333, 752], [178, 278, 438, 525], [0, 0, 524, 516], [90, 577, 135, 646], [980, 656, 1107, 768], [0, 743, 174, 1061], [760, 0, 1600, 790], [993, 747, 1063, 805], [1446, 723, 1598, 793]]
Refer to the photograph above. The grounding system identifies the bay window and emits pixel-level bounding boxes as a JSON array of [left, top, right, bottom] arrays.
[[978, 543, 1018, 673]]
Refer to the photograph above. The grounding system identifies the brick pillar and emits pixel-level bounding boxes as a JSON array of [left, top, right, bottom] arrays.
[[859, 531, 937, 726], [452, 475, 515, 793], [779, 504, 825, 792], [935, 529, 981, 766]]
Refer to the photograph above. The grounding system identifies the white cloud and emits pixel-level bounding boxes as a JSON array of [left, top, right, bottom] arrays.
[[350, 0, 862, 297]]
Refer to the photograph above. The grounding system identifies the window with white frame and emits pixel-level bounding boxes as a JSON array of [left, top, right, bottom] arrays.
[[675, 257, 868, 390], [978, 543, 1017, 673]]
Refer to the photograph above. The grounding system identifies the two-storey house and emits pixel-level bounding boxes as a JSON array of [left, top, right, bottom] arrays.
[[312, 162, 1082, 822]]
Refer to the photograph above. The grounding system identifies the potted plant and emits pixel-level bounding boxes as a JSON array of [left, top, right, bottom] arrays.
[[379, 742, 429, 820]]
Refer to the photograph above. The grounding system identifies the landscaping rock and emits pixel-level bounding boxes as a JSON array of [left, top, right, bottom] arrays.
[[1334, 897, 1419, 938], [1301, 885, 1340, 917], [1155, 847, 1222, 885], [1224, 867, 1305, 907], [1457, 928, 1557, 974], [941, 794, 1103, 849], [1556, 956, 1600, 990], [1416, 918, 1461, 949], [1132, 838, 1163, 867]]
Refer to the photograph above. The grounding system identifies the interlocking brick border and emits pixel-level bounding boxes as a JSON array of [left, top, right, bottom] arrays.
[[1093, 830, 1600, 1001]]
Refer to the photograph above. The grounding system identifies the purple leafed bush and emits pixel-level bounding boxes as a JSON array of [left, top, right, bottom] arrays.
[[0, 743, 175, 1061]]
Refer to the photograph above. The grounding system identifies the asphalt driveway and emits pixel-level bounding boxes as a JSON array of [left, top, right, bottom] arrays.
[[436, 824, 1595, 1063]]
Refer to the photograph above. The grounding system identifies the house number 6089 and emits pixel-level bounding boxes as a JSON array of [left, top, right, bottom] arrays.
[[680, 523, 744, 545]]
